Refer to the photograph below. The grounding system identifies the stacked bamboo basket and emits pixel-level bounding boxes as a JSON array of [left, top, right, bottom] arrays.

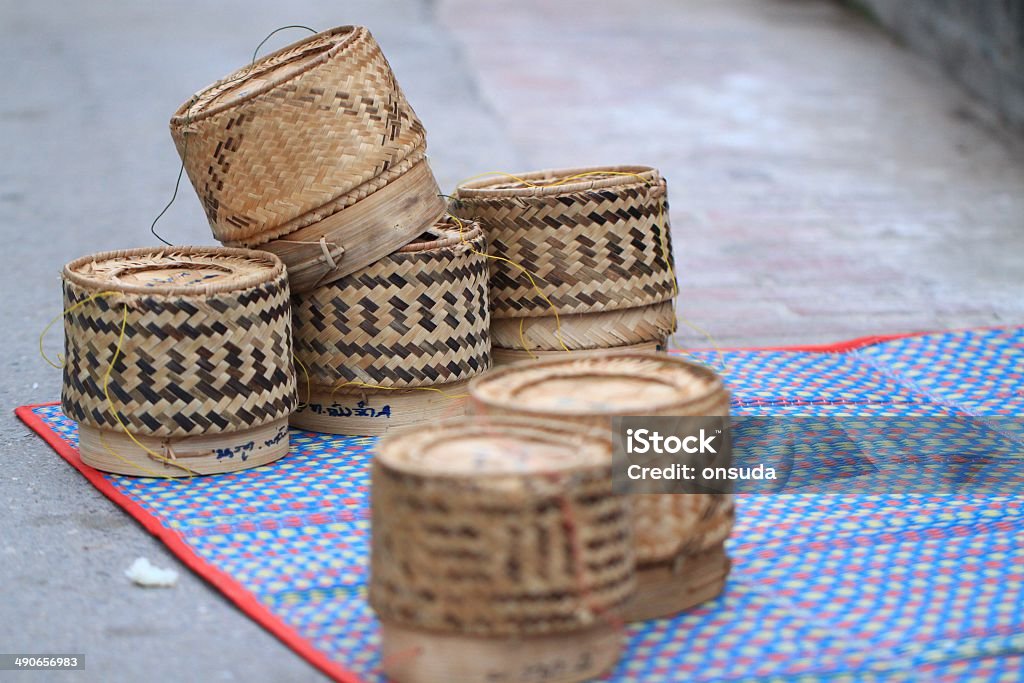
[[451, 166, 679, 364], [372, 417, 633, 683], [468, 354, 735, 622], [167, 25, 493, 436], [288, 219, 490, 434], [169, 26, 445, 288], [51, 24, 739, 683]]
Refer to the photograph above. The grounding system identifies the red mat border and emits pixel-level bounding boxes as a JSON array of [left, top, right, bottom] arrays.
[[13, 325, 1014, 682], [12, 405, 361, 683]]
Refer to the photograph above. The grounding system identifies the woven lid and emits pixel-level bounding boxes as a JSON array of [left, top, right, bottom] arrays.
[[377, 417, 609, 480], [62, 246, 284, 297], [456, 165, 661, 198], [470, 353, 724, 417], [172, 27, 360, 122]]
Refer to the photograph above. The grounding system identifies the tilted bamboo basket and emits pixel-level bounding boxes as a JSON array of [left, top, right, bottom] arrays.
[[290, 218, 491, 436], [468, 353, 733, 621], [169, 26, 445, 293], [452, 166, 677, 362], [371, 417, 633, 683], [61, 247, 297, 476]]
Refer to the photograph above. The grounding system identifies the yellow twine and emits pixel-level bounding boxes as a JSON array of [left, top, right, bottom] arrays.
[[446, 211, 571, 353], [293, 353, 312, 407], [101, 304, 198, 478], [42, 294, 196, 478], [39, 291, 120, 369], [676, 316, 728, 374], [96, 430, 164, 480], [46, 289, 324, 478]]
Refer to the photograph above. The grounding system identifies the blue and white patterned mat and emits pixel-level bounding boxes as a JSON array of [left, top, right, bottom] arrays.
[[19, 328, 1024, 681]]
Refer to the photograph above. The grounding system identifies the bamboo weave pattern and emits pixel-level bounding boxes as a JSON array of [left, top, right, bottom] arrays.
[[170, 26, 431, 247], [452, 166, 677, 318], [292, 221, 491, 389], [61, 248, 297, 438]]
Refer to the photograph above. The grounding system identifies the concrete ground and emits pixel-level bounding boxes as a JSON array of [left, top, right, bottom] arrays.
[[1, 0, 1021, 681]]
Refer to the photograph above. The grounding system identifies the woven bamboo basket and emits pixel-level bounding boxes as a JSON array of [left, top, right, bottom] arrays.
[[468, 353, 733, 621], [452, 165, 678, 356], [169, 26, 445, 293], [371, 417, 633, 683], [61, 247, 297, 477], [290, 218, 491, 436]]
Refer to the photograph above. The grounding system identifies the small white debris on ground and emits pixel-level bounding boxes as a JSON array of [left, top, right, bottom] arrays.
[[125, 557, 179, 588]]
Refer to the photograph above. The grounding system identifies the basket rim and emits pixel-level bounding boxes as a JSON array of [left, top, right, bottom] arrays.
[[62, 246, 286, 297], [469, 352, 727, 416], [376, 415, 610, 479], [170, 25, 362, 125], [397, 219, 483, 254], [455, 165, 661, 198]]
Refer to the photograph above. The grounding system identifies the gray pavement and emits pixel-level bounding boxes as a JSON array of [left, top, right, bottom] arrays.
[[1, 0, 1022, 681]]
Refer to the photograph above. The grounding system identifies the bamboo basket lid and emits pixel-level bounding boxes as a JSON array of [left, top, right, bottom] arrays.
[[457, 166, 659, 197], [370, 417, 634, 638], [470, 353, 726, 418], [169, 26, 441, 256], [376, 418, 606, 478], [63, 246, 282, 295], [452, 165, 677, 319], [61, 247, 296, 440], [393, 219, 481, 255]]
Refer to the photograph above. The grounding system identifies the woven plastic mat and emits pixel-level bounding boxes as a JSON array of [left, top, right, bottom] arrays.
[[16, 327, 1024, 681]]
